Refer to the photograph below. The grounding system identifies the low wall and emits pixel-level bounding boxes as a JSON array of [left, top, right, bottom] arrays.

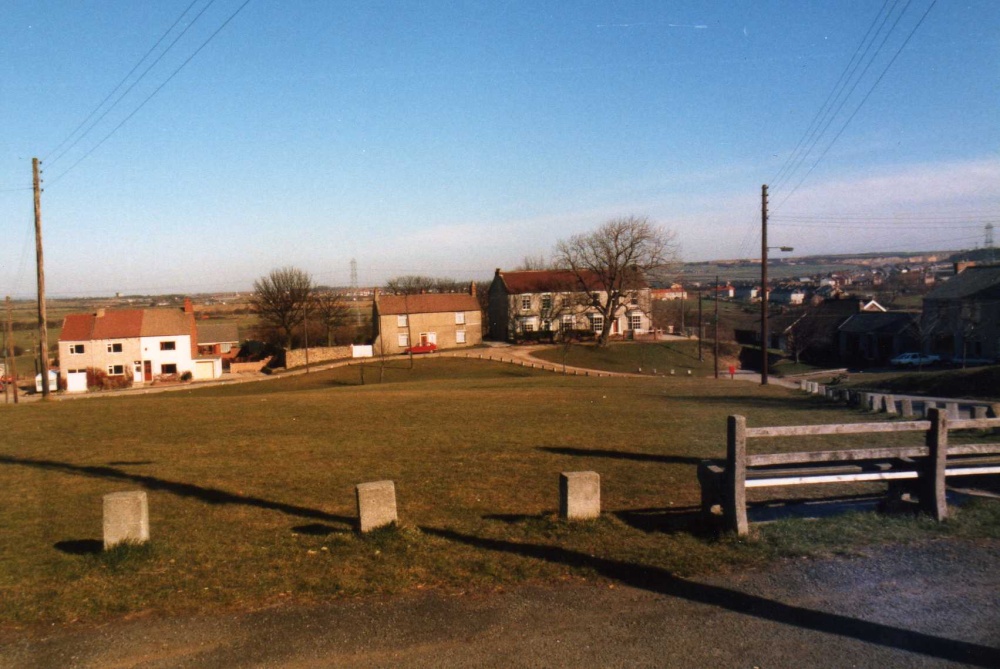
[[284, 346, 352, 369], [230, 357, 272, 374]]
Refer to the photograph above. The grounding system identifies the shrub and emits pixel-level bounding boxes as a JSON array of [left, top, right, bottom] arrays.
[[180, 371, 193, 382], [85, 367, 132, 391]]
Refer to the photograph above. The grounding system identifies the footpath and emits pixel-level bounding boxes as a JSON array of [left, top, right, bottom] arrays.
[[2, 538, 998, 668]]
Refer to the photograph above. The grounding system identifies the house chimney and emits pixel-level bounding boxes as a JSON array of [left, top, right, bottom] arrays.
[[183, 298, 193, 313], [96, 308, 106, 318], [469, 281, 476, 296]]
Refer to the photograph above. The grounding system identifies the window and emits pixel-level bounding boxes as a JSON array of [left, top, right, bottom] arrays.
[[107, 364, 125, 376], [591, 315, 604, 332], [398, 333, 409, 348], [160, 341, 176, 351], [524, 322, 535, 332], [107, 342, 123, 353], [161, 364, 178, 375], [562, 314, 575, 329], [70, 344, 85, 354], [630, 294, 638, 306], [456, 330, 466, 344], [630, 315, 642, 331], [455, 312, 465, 325], [542, 319, 551, 331], [397, 314, 408, 327], [541, 294, 552, 311], [520, 295, 531, 311]]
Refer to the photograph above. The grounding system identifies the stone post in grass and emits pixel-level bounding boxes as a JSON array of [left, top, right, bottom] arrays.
[[559, 471, 600, 520], [356, 480, 398, 533], [103, 491, 150, 549]]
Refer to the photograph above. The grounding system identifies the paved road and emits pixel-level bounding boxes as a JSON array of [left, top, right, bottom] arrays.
[[3, 538, 998, 668]]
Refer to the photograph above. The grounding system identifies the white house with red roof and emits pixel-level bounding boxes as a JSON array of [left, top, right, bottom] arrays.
[[58, 299, 222, 391], [487, 268, 652, 341]]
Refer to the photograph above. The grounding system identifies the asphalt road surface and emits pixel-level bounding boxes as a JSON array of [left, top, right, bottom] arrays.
[[2, 538, 998, 668]]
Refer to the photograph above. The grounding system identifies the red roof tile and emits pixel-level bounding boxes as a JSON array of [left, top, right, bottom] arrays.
[[377, 293, 480, 316], [59, 314, 95, 341], [499, 270, 605, 294], [92, 310, 143, 339]]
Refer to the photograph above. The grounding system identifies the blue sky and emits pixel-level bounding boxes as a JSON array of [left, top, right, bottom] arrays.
[[2, 1, 998, 296]]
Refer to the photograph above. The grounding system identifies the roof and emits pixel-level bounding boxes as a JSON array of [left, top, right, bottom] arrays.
[[59, 308, 195, 341], [497, 269, 606, 294], [924, 265, 1000, 300], [377, 292, 480, 316], [838, 311, 917, 335], [197, 322, 240, 344]]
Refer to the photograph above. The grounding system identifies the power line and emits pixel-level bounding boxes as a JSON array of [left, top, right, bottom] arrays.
[[47, 0, 252, 186], [43, 0, 206, 166], [774, 0, 938, 211]]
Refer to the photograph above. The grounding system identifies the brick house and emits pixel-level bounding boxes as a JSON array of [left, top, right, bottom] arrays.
[[487, 268, 653, 341], [58, 299, 222, 391], [921, 264, 1000, 362], [372, 286, 482, 355]]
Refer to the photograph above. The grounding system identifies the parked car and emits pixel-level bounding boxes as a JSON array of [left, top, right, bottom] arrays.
[[404, 343, 438, 355], [889, 352, 940, 367]]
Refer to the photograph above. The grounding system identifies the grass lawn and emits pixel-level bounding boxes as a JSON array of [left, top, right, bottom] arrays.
[[839, 365, 1000, 402], [1, 357, 998, 626], [530, 340, 740, 375]]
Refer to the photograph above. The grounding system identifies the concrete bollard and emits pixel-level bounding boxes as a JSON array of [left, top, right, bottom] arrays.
[[901, 397, 914, 418], [559, 471, 600, 520], [991, 403, 1000, 418], [816, 384, 826, 396], [973, 405, 988, 419], [882, 395, 896, 414], [355, 480, 398, 533], [923, 401, 936, 418], [103, 491, 150, 549], [947, 402, 960, 420]]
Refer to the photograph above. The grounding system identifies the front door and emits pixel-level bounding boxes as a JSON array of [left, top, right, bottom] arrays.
[[143, 360, 152, 382]]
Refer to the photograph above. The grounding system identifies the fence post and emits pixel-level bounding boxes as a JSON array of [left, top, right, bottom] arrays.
[[725, 415, 749, 536], [922, 408, 948, 521]]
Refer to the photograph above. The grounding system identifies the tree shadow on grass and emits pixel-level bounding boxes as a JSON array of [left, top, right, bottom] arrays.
[[421, 526, 1000, 668], [291, 523, 350, 536], [0, 454, 354, 528], [537, 446, 703, 466]]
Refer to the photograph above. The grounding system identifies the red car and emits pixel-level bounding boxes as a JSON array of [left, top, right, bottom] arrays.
[[404, 343, 438, 354]]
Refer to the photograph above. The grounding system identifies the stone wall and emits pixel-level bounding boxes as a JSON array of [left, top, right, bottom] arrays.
[[284, 346, 352, 369]]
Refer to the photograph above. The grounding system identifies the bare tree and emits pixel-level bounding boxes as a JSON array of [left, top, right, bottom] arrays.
[[313, 291, 350, 346], [554, 216, 679, 346], [251, 267, 315, 350], [516, 254, 549, 271], [384, 275, 468, 295]]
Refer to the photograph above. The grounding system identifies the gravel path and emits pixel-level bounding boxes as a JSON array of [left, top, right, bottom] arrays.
[[3, 538, 998, 668]]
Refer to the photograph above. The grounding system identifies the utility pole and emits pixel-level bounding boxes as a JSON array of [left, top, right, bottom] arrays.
[[697, 288, 703, 361], [714, 275, 720, 379], [5, 297, 19, 404], [33, 158, 50, 397], [760, 184, 769, 386]]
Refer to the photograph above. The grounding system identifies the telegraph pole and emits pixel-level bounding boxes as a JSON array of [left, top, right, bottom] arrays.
[[697, 288, 703, 361], [33, 158, 50, 397], [714, 275, 720, 379], [760, 184, 769, 386]]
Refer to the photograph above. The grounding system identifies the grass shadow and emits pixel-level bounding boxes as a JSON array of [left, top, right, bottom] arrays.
[[54, 539, 103, 555], [421, 526, 1000, 668], [291, 523, 349, 536], [0, 454, 354, 528], [614, 506, 720, 538], [538, 446, 703, 466], [106, 460, 154, 466]]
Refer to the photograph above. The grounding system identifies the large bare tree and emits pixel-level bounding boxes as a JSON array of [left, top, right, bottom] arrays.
[[251, 267, 315, 350], [554, 216, 678, 346]]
